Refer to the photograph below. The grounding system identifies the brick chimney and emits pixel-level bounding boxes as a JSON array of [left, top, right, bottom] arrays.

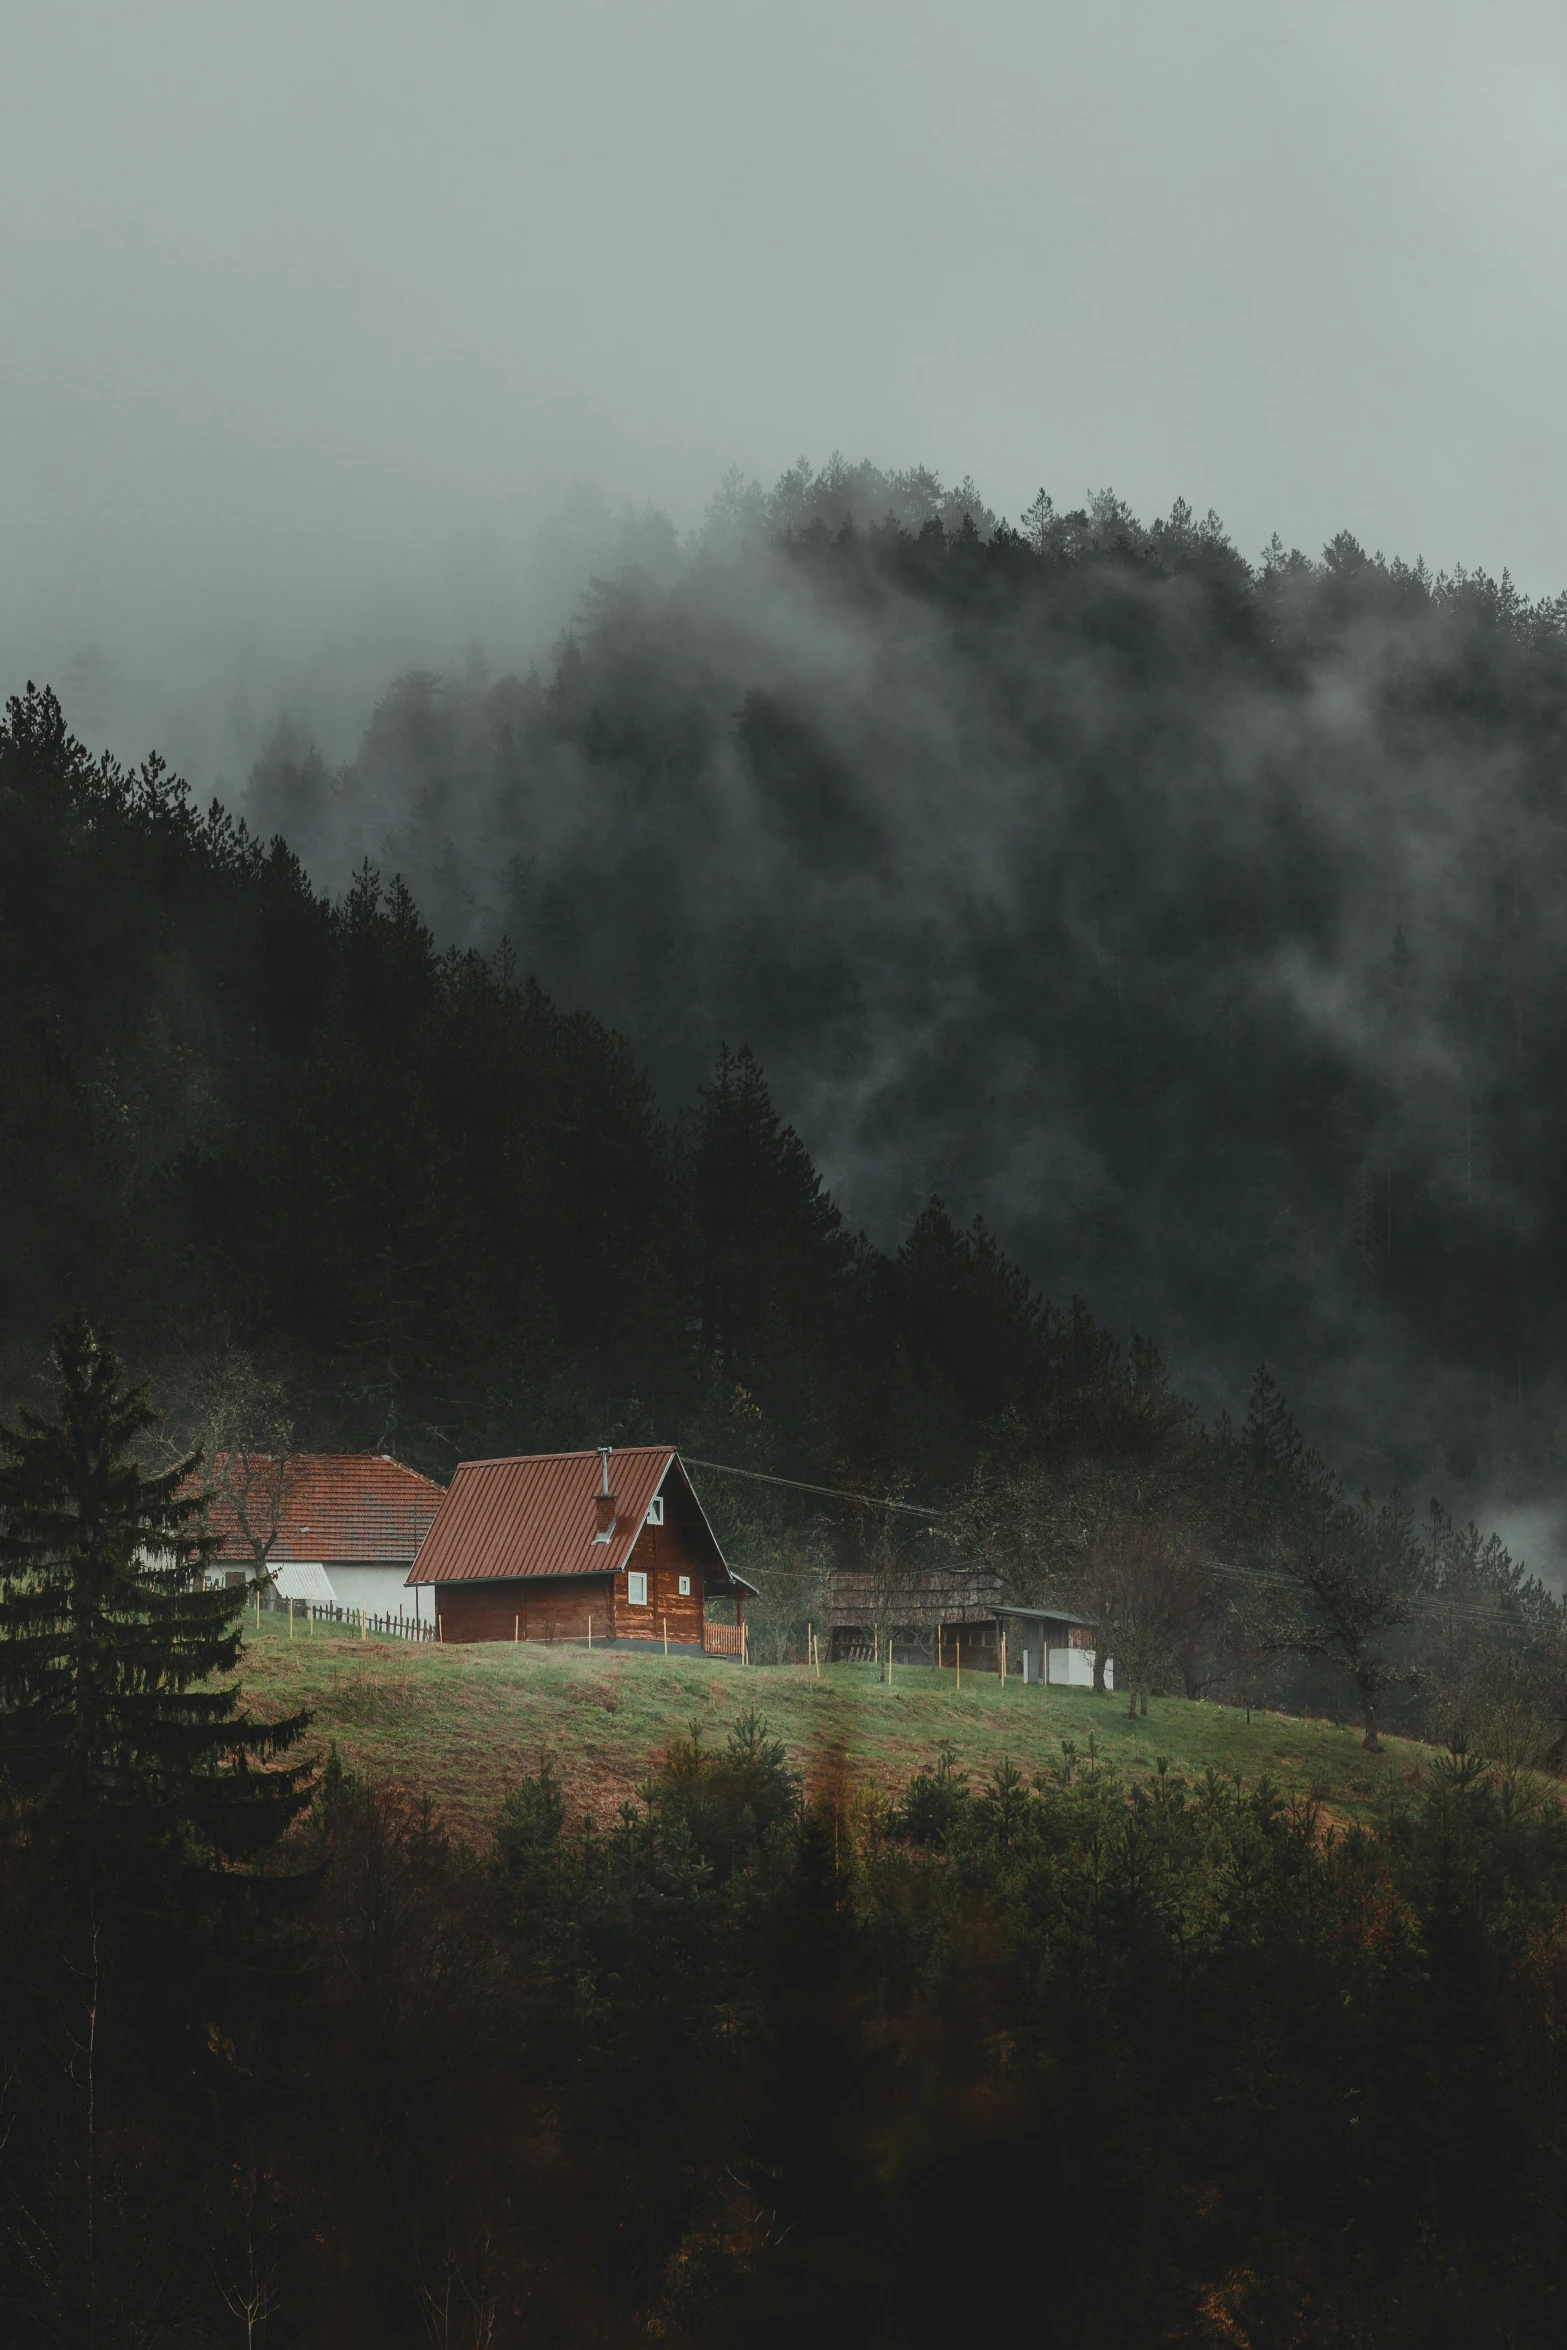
[[593, 1445, 616, 1541]]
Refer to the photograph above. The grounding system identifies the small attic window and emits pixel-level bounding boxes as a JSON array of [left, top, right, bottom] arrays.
[[646, 1496, 665, 1526]]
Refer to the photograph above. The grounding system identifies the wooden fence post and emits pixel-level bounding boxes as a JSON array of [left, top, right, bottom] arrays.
[[588, 1614, 593, 1651], [288, 1597, 294, 1640], [956, 1638, 961, 1692], [438, 1614, 443, 1644], [514, 1614, 519, 1643], [662, 1615, 668, 1657]]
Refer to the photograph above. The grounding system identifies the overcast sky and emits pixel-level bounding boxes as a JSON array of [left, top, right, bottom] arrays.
[[4, 0, 1565, 763]]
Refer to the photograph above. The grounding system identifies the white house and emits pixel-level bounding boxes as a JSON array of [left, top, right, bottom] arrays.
[[203, 1452, 445, 1625]]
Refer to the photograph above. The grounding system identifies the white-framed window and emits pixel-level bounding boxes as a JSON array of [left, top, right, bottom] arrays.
[[678, 1574, 691, 1597], [646, 1496, 665, 1526], [627, 1571, 648, 1607]]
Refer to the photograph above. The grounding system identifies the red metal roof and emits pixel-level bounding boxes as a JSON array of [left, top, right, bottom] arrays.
[[407, 1447, 733, 1586], [205, 1454, 445, 1565]]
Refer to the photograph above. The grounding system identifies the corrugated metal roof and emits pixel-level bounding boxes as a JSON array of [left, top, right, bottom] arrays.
[[204, 1454, 445, 1565], [269, 1560, 337, 1605], [408, 1447, 734, 1586], [997, 1604, 1099, 1629]]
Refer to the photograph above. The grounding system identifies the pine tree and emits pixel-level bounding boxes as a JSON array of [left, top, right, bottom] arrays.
[[682, 1042, 852, 1383], [0, 1313, 316, 2068], [0, 1318, 316, 2342], [0, 1315, 313, 1855]]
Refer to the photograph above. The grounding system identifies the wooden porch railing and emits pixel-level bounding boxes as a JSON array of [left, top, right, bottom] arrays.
[[703, 1620, 746, 1659]]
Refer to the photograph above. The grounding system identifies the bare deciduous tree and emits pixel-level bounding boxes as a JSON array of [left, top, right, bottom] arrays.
[[1081, 1520, 1210, 1717], [147, 1335, 296, 1588]]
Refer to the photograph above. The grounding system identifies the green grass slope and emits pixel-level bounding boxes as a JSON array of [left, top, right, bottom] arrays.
[[238, 1619, 1430, 1836]]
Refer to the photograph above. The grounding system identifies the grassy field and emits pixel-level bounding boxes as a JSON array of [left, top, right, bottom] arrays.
[[235, 1616, 1433, 1839]]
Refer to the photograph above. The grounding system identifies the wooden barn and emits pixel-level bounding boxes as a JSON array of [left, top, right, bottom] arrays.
[[827, 1570, 1110, 1684], [826, 1565, 1002, 1664], [405, 1445, 755, 1653]]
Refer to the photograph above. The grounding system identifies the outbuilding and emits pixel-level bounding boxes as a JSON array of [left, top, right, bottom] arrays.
[[922, 1605, 1110, 1687], [827, 1566, 1003, 1664], [405, 1445, 755, 1653], [993, 1605, 1112, 1689], [826, 1571, 1111, 1686]]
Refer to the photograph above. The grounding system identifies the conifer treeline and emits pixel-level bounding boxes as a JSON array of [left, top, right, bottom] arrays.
[[248, 468, 1567, 1498], [0, 682, 1101, 1488], [6, 681, 1566, 1748]]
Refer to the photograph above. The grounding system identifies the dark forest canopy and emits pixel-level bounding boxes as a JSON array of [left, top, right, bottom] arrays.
[[0, 679, 1095, 1500], [239, 461, 1567, 1532]]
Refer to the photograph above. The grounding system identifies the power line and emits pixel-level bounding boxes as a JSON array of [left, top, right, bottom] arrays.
[[681, 1456, 948, 1523], [1206, 1556, 1550, 1631], [684, 1459, 1551, 1629]]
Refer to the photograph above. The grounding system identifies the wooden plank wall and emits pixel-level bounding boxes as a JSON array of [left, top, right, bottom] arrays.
[[614, 1510, 708, 1645], [436, 1579, 613, 1644], [430, 1507, 718, 1646]]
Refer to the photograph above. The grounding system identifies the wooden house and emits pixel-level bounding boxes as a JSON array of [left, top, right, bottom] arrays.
[[405, 1445, 755, 1652], [204, 1453, 446, 1625]]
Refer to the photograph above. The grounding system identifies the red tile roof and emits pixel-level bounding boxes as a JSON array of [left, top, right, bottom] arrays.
[[407, 1447, 736, 1587], [205, 1454, 445, 1565]]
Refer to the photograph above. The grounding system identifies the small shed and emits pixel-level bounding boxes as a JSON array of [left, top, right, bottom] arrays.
[[995, 1605, 1111, 1689], [405, 1446, 756, 1653]]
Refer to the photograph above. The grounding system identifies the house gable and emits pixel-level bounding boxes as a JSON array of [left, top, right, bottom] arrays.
[[407, 1446, 746, 1592]]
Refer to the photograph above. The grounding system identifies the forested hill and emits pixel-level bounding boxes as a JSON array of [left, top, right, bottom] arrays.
[[0, 682, 1092, 1491], [243, 464, 1567, 1519]]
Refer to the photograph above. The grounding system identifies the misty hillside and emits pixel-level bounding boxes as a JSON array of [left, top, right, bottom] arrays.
[[242, 462, 1567, 1526], [0, 674, 1103, 1498]]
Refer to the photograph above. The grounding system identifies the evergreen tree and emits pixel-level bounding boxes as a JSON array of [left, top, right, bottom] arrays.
[[0, 1313, 316, 2078], [0, 1317, 316, 2343], [681, 1043, 853, 1395], [0, 1314, 313, 1855]]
